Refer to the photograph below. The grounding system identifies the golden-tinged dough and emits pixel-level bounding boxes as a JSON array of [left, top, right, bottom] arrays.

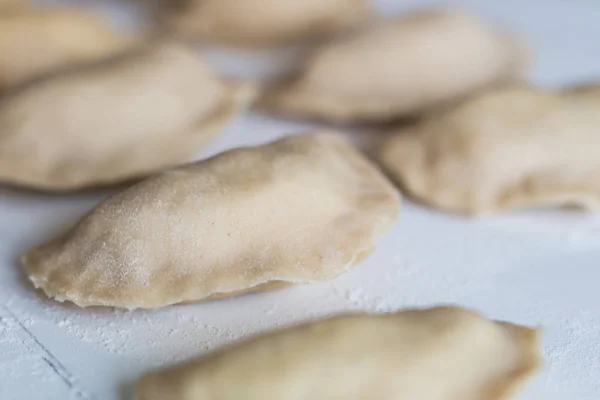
[[164, 0, 368, 46], [0, 0, 24, 10], [0, 0, 22, 10], [137, 306, 541, 400], [0, 8, 133, 89], [260, 7, 527, 123], [23, 133, 400, 309], [378, 83, 600, 214], [0, 42, 253, 191]]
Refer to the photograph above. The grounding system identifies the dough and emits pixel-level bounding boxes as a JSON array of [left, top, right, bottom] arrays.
[[379, 83, 600, 213], [0, 0, 24, 10], [164, 0, 367, 46], [0, 42, 254, 190], [23, 133, 400, 309], [564, 81, 600, 100], [260, 7, 527, 123], [137, 306, 540, 400], [0, 8, 133, 89]]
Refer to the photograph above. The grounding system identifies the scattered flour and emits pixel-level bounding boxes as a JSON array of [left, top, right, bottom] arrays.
[[0, 305, 93, 399]]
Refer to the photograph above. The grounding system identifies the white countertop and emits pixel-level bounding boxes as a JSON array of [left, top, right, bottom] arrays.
[[1, 1, 600, 399]]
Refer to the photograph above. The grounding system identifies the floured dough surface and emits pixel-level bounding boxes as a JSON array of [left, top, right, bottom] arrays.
[[164, 0, 367, 46], [261, 7, 527, 123], [24, 133, 400, 309], [137, 306, 540, 400], [379, 84, 600, 213], [0, 42, 252, 190], [0, 8, 133, 89]]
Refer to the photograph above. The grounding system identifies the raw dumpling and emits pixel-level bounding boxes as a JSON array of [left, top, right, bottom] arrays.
[[0, 42, 254, 190], [378, 84, 600, 214], [23, 133, 400, 309], [0, 8, 133, 89], [164, 0, 368, 46], [260, 8, 527, 123], [137, 306, 540, 400]]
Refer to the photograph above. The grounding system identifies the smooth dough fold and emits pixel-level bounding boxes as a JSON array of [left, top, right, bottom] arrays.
[[379, 83, 600, 213], [138, 306, 540, 400], [0, 42, 254, 190], [260, 7, 527, 123]]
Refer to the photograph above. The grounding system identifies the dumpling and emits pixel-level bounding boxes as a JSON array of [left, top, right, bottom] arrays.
[[137, 306, 540, 400], [163, 0, 368, 46], [0, 8, 133, 89], [23, 133, 400, 309], [260, 8, 527, 123], [0, 42, 254, 190], [378, 84, 600, 214]]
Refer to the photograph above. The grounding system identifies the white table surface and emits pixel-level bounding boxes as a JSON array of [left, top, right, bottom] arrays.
[[2, 1, 600, 399]]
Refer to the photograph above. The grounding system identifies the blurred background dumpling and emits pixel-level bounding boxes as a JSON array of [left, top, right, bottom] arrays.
[[162, 0, 368, 46], [0, 7, 135, 90]]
